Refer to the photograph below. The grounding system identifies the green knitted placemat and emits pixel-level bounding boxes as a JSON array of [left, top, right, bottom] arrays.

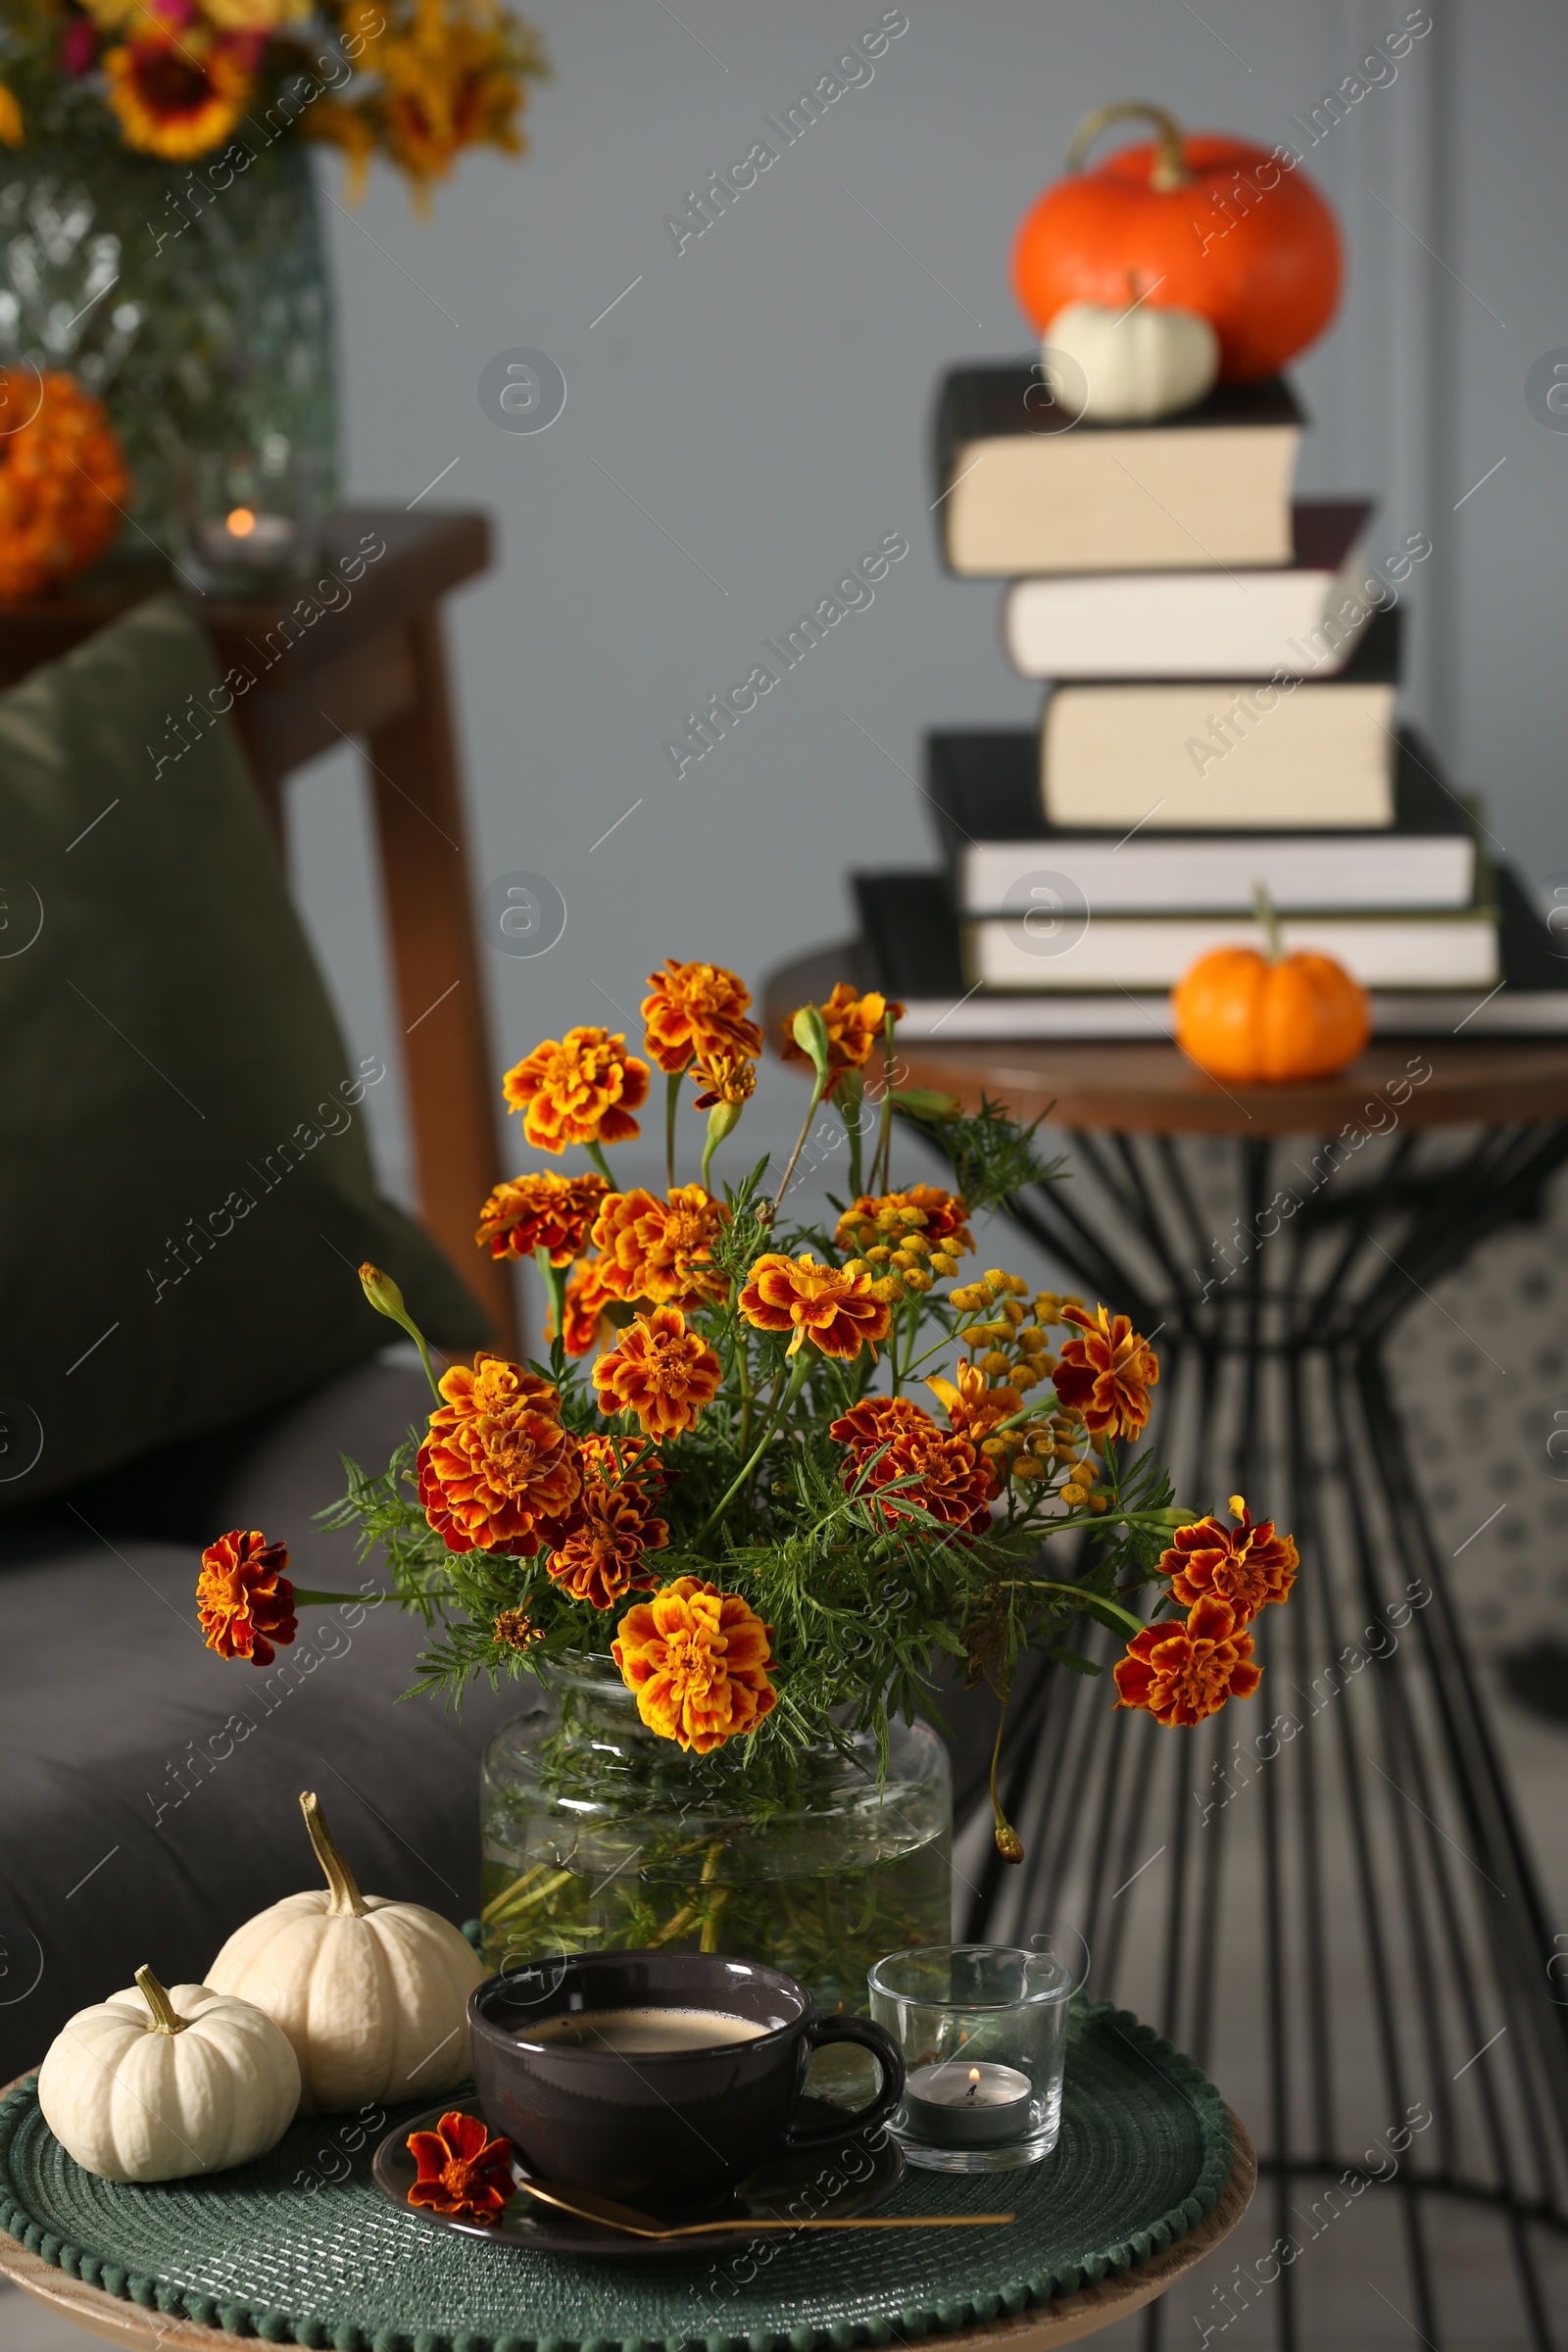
[[0, 1998, 1231, 2351]]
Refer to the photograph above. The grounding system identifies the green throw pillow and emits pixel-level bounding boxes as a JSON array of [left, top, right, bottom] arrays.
[[0, 593, 489, 1513]]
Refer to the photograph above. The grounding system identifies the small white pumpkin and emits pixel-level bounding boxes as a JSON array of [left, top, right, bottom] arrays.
[[206, 1790, 484, 2116], [37, 1966, 300, 2182], [1044, 299, 1219, 423]]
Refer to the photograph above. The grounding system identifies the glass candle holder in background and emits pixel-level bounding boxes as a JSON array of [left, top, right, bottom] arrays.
[[868, 1943, 1072, 2173], [177, 439, 318, 592]]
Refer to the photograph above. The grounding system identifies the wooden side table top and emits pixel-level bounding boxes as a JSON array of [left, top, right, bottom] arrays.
[[0, 2097, 1255, 2352], [764, 944, 1568, 1137]]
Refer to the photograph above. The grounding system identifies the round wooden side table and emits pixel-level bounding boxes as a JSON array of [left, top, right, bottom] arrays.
[[766, 948, 1568, 2352]]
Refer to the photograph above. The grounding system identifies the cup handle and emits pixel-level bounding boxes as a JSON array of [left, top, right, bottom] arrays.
[[783, 2016, 906, 2147]]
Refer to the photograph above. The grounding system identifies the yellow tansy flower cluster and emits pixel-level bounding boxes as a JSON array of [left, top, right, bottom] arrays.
[[940, 1277, 1108, 1507]]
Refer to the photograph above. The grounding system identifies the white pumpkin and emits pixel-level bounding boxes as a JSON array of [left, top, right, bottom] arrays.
[[37, 1966, 300, 2183], [1044, 300, 1219, 423], [206, 1789, 484, 2115]]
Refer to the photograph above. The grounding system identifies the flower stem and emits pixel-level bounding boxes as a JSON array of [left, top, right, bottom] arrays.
[[871, 1010, 898, 1194], [584, 1138, 614, 1185], [769, 1075, 828, 1222], [534, 1245, 568, 1354], [1025, 1579, 1145, 1637], [665, 1068, 684, 1190], [291, 1588, 388, 1606], [697, 1350, 812, 1541], [843, 1069, 865, 1200]]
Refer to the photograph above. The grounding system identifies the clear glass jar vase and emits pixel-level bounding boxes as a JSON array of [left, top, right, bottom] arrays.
[[480, 1663, 953, 2017]]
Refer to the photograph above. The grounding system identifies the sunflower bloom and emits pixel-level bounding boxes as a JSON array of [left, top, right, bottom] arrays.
[[546, 1436, 668, 1611], [502, 1027, 649, 1154], [593, 1304, 721, 1438], [835, 1185, 973, 1258], [830, 1396, 996, 1534], [103, 26, 254, 160], [1113, 1594, 1262, 1728], [641, 958, 762, 1076], [738, 1251, 892, 1362], [196, 1529, 296, 1666], [1052, 1303, 1159, 1442], [590, 1184, 728, 1307], [406, 2110, 514, 2227], [475, 1169, 609, 1264], [779, 983, 903, 1098], [612, 1576, 775, 1753], [417, 1354, 580, 1556], [1163, 1494, 1298, 1625]]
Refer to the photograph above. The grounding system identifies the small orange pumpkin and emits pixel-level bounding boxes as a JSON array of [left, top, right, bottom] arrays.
[[1174, 895, 1370, 1083]]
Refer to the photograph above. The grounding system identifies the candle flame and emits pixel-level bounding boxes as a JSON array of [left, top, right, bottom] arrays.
[[226, 507, 257, 538], [967, 2068, 980, 2082]]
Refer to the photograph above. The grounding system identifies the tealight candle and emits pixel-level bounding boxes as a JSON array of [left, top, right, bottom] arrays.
[[194, 505, 301, 574], [903, 2059, 1034, 2148]]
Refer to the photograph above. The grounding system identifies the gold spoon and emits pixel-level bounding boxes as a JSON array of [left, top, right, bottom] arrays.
[[512, 2175, 1013, 2238]]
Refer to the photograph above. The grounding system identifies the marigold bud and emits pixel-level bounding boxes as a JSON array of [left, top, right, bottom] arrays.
[[359, 1262, 407, 1320], [995, 1821, 1024, 1865]]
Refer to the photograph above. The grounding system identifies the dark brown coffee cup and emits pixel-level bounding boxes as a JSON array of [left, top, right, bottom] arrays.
[[468, 1950, 905, 2207]]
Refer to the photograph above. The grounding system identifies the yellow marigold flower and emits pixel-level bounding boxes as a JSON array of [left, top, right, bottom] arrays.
[[779, 983, 904, 1099], [590, 1184, 728, 1308], [104, 26, 253, 159], [692, 1050, 757, 1109], [834, 1186, 972, 1259], [417, 1355, 580, 1558], [503, 1026, 650, 1154], [593, 1303, 721, 1437], [641, 958, 762, 1076], [739, 1252, 893, 1361], [475, 1170, 609, 1264], [927, 1359, 1021, 1443], [612, 1576, 776, 1753]]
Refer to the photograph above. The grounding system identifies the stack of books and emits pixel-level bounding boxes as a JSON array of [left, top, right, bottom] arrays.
[[855, 363, 1566, 1041]]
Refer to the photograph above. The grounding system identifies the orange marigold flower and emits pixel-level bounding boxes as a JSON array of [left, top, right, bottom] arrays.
[[1113, 1594, 1262, 1728], [593, 1304, 721, 1438], [406, 2109, 514, 2227], [196, 1529, 296, 1666], [417, 1354, 580, 1557], [834, 1185, 973, 1257], [104, 25, 254, 160], [641, 958, 762, 1077], [779, 983, 904, 1098], [691, 1051, 757, 1109], [494, 1607, 544, 1652], [612, 1576, 776, 1754], [502, 1027, 649, 1154], [475, 1170, 609, 1264], [925, 1358, 1022, 1442], [1163, 1494, 1298, 1626], [738, 1251, 892, 1361], [546, 1438, 669, 1612], [590, 1183, 729, 1307], [0, 370, 131, 600], [1053, 1303, 1159, 1441], [830, 1396, 996, 1534], [552, 1256, 618, 1358]]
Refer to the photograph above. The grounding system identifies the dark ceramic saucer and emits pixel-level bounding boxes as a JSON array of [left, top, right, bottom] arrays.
[[374, 2095, 906, 2259]]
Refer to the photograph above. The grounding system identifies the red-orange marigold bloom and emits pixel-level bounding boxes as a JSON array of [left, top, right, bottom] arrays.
[[502, 1027, 650, 1154], [738, 1251, 892, 1361], [475, 1171, 609, 1265], [196, 1529, 297, 1666], [0, 369, 132, 600], [830, 1396, 996, 1534], [417, 1354, 581, 1557], [545, 1437, 669, 1611], [779, 983, 904, 1098], [552, 1256, 618, 1358], [593, 1304, 721, 1438], [834, 1185, 973, 1256], [925, 1358, 1022, 1443], [612, 1575, 776, 1753], [1113, 1594, 1262, 1728], [1053, 1303, 1159, 1441], [1163, 1494, 1298, 1626], [590, 1183, 729, 1307], [641, 958, 762, 1077], [406, 2110, 514, 2227]]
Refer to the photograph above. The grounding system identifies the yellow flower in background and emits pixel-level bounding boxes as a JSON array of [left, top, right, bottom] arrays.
[[0, 84, 22, 147], [202, 0, 310, 29], [104, 26, 254, 160]]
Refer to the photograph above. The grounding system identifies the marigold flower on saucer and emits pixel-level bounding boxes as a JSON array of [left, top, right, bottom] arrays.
[[104, 24, 254, 159], [552, 1256, 617, 1358], [1163, 1494, 1298, 1626], [475, 1170, 609, 1264], [406, 2109, 514, 2227], [779, 983, 903, 1098], [691, 1051, 757, 1110], [739, 1251, 892, 1361], [502, 1027, 649, 1154], [493, 1607, 544, 1652], [593, 1303, 721, 1438], [830, 1396, 996, 1535], [546, 1438, 668, 1611], [612, 1575, 775, 1753], [591, 1184, 728, 1308], [835, 1184, 973, 1258], [642, 958, 762, 1076], [1053, 1304, 1159, 1442], [1113, 1594, 1262, 1728], [417, 1354, 580, 1556], [196, 1529, 296, 1666]]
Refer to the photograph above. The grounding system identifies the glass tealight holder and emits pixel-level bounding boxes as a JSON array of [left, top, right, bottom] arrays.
[[868, 1943, 1071, 2173], [176, 439, 318, 592]]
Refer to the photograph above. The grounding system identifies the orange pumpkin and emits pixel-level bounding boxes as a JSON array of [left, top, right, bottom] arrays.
[[1011, 102, 1342, 383], [1174, 943, 1370, 1084]]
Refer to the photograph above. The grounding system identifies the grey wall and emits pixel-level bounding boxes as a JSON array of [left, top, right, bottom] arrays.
[[286, 0, 1568, 1243]]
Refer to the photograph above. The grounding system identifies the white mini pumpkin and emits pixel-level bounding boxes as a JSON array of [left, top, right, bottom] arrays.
[[37, 1966, 300, 2182], [1044, 299, 1219, 423], [206, 1790, 484, 2115]]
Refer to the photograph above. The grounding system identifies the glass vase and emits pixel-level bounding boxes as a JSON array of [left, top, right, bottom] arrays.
[[480, 1662, 953, 2018]]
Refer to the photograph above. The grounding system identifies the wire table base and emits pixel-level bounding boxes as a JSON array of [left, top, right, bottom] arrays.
[[968, 1120, 1568, 2352]]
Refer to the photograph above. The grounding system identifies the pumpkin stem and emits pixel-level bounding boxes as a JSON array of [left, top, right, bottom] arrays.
[[1065, 101, 1192, 193], [1252, 880, 1286, 962], [300, 1789, 368, 1918], [135, 1965, 188, 2036]]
